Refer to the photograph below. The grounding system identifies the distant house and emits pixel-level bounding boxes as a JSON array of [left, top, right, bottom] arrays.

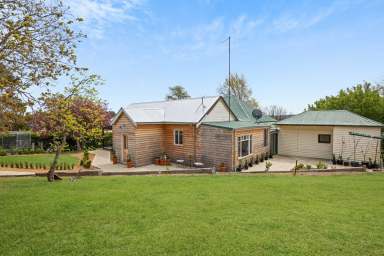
[[276, 110, 383, 162], [111, 96, 275, 171]]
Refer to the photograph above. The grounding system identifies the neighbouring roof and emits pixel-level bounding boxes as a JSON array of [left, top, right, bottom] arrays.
[[276, 110, 383, 127], [202, 121, 271, 130], [112, 96, 222, 124], [255, 115, 277, 123]]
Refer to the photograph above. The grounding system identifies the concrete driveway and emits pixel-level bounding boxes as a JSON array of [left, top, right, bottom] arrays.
[[242, 155, 334, 172]]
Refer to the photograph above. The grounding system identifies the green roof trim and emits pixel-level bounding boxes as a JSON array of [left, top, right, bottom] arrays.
[[202, 121, 272, 130], [276, 110, 383, 127]]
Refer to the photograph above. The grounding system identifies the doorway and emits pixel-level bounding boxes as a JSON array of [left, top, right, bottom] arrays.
[[121, 134, 128, 162]]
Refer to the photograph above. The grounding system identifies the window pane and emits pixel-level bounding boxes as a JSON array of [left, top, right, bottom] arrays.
[[174, 131, 178, 144], [318, 134, 331, 144], [241, 140, 249, 157], [179, 131, 183, 144]]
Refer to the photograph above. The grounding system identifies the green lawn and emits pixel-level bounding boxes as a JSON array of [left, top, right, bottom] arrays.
[[1, 174, 384, 255], [0, 153, 79, 169]]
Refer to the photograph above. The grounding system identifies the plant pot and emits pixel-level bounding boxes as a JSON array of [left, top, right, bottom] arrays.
[[362, 161, 369, 167], [343, 161, 350, 166], [336, 160, 343, 165], [127, 160, 134, 168], [155, 159, 160, 165], [236, 166, 242, 172], [112, 156, 117, 165], [332, 160, 337, 165], [351, 161, 359, 167], [219, 165, 226, 172]]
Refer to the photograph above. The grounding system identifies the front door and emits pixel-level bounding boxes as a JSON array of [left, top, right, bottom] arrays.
[[270, 132, 278, 155], [122, 134, 128, 162]]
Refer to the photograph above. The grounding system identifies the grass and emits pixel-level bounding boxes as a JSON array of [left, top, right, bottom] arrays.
[[1, 174, 384, 255], [0, 153, 79, 169]]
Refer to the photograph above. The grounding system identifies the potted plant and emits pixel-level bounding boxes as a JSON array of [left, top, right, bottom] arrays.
[[111, 151, 118, 164], [336, 155, 343, 165], [249, 158, 253, 167], [260, 154, 264, 163], [236, 165, 242, 172], [218, 162, 226, 172], [265, 161, 272, 172], [264, 153, 269, 161], [269, 152, 273, 159], [255, 155, 259, 165], [244, 160, 249, 170], [343, 158, 350, 166], [127, 154, 134, 168], [332, 154, 337, 165]]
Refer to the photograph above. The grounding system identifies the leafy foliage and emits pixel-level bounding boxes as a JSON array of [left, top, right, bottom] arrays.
[[0, 0, 85, 131], [166, 85, 191, 100], [218, 73, 259, 108], [308, 82, 384, 124]]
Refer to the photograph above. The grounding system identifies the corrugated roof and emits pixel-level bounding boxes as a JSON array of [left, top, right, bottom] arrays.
[[255, 115, 277, 123], [276, 110, 383, 127], [202, 121, 272, 130], [120, 96, 220, 123], [223, 95, 253, 121]]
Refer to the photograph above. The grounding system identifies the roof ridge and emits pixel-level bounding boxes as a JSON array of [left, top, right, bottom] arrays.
[[129, 96, 218, 106]]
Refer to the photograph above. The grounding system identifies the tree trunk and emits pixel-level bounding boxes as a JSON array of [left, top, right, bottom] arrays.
[[47, 136, 66, 182], [76, 140, 81, 152]]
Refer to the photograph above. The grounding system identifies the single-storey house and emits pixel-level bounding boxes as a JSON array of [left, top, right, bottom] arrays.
[[276, 110, 383, 162], [111, 96, 275, 171]]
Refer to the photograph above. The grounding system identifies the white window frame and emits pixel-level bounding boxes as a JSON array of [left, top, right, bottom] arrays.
[[174, 129, 183, 145], [238, 135, 252, 158]]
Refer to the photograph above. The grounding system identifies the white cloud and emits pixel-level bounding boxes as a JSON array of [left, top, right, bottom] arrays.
[[67, 0, 145, 39]]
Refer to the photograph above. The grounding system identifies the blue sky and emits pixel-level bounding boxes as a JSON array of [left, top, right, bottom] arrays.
[[68, 0, 384, 113]]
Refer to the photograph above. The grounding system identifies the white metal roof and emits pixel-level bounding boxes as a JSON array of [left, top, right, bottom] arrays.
[[113, 96, 220, 124]]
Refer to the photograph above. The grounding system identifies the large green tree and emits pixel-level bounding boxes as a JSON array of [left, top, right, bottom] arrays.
[[32, 73, 105, 182], [166, 85, 191, 100], [308, 82, 384, 123], [0, 0, 85, 130], [218, 73, 259, 108]]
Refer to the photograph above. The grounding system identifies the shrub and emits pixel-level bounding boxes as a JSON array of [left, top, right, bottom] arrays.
[[265, 161, 272, 171], [29, 163, 34, 169], [293, 163, 305, 171], [0, 147, 6, 156], [83, 159, 92, 169], [10, 163, 14, 168], [70, 163, 75, 170], [15, 162, 19, 168], [316, 161, 328, 169], [305, 164, 312, 170]]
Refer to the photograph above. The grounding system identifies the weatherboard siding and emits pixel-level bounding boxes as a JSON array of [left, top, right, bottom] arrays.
[[278, 125, 333, 159], [163, 124, 196, 162], [202, 98, 236, 122], [333, 126, 381, 162], [234, 128, 270, 167], [197, 125, 233, 171], [135, 124, 165, 166], [112, 114, 136, 164]]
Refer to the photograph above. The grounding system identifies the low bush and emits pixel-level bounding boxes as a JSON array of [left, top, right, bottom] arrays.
[[0, 147, 6, 156], [83, 159, 92, 169], [316, 161, 328, 169], [293, 163, 305, 171]]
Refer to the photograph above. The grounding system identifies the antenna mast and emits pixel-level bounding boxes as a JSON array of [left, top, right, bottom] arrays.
[[228, 36, 231, 122]]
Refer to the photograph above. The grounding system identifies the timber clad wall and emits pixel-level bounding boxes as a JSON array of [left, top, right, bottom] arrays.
[[234, 128, 270, 167], [197, 125, 233, 171], [163, 124, 196, 162], [135, 124, 164, 166], [201, 99, 236, 122], [112, 115, 136, 164], [278, 125, 333, 159], [333, 126, 381, 162]]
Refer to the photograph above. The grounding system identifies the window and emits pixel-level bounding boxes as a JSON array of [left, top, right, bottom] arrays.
[[174, 130, 183, 145], [263, 129, 268, 147], [318, 134, 331, 144], [238, 135, 252, 157], [123, 135, 128, 149]]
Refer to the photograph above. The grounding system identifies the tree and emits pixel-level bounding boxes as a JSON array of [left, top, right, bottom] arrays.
[[31, 73, 104, 182], [218, 73, 259, 108], [166, 85, 191, 100], [263, 105, 288, 120], [0, 0, 85, 130], [308, 82, 384, 124]]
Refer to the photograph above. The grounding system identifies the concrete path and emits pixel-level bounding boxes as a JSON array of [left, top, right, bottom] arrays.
[[91, 149, 202, 173], [0, 171, 35, 177]]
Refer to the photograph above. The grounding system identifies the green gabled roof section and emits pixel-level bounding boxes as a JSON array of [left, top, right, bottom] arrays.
[[255, 115, 277, 123], [223, 95, 253, 121], [202, 121, 271, 130], [276, 110, 383, 127]]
